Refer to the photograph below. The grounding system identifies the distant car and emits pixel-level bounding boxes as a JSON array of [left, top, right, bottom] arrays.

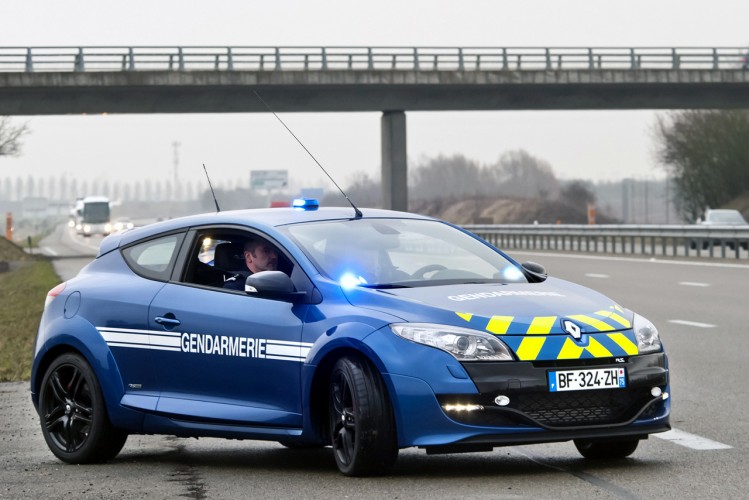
[[112, 218, 135, 232], [693, 209, 749, 250], [699, 209, 748, 226], [32, 203, 670, 476]]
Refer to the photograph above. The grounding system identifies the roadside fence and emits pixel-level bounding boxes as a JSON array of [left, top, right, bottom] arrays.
[[464, 224, 749, 260]]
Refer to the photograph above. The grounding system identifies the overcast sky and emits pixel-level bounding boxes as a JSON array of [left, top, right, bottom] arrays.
[[3, 0, 749, 193]]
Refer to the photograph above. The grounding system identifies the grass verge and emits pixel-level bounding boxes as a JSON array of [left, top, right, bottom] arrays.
[[0, 260, 60, 382]]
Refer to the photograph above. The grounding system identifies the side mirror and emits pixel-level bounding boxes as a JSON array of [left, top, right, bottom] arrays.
[[521, 261, 547, 282], [245, 271, 306, 302]]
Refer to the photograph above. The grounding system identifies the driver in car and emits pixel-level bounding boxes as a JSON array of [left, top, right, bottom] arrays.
[[223, 239, 279, 290]]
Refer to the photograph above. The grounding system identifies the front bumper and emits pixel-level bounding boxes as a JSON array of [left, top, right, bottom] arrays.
[[447, 353, 668, 430], [385, 352, 669, 448]]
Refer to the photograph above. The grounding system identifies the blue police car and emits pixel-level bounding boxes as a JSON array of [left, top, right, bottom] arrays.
[[31, 202, 669, 476]]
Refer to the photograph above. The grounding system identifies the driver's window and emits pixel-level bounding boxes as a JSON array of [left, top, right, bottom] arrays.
[[181, 231, 291, 289]]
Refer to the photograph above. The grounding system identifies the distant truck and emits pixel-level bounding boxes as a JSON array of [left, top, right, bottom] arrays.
[[73, 196, 112, 237]]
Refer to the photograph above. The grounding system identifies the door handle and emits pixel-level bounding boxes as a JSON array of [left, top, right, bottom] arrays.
[[154, 316, 181, 327]]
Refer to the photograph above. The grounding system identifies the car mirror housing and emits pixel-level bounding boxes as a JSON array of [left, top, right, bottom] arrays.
[[521, 261, 547, 282], [245, 271, 306, 302]]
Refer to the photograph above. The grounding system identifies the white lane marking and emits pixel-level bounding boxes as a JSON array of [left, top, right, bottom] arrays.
[[41, 246, 58, 256], [585, 273, 609, 278], [653, 428, 732, 450], [678, 281, 710, 287], [668, 319, 716, 328]]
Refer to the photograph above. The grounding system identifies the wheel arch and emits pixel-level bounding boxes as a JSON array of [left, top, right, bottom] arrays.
[[305, 344, 398, 446], [32, 343, 85, 407], [30, 319, 142, 430]]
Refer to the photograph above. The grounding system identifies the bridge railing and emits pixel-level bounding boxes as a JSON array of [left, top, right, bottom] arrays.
[[0, 46, 747, 73], [463, 224, 749, 260]]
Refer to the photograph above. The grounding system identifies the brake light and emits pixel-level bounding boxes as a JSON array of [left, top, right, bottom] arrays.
[[45, 283, 66, 308]]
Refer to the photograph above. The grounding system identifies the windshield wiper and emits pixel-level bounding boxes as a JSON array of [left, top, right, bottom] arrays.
[[360, 283, 413, 289]]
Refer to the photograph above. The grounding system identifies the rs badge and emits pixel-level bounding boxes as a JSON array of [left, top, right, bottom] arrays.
[[562, 320, 582, 340]]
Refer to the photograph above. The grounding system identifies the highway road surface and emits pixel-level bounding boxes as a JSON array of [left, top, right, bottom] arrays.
[[2, 233, 747, 499]]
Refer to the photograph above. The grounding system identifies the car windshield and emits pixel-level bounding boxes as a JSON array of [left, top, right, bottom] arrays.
[[281, 218, 527, 287], [83, 202, 110, 223], [707, 211, 747, 224]]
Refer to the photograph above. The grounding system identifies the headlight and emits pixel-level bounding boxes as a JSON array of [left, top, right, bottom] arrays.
[[391, 323, 513, 361], [633, 313, 661, 353], [105, 223, 113, 232], [83, 224, 91, 233]]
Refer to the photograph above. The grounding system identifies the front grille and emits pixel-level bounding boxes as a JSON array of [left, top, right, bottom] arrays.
[[513, 388, 652, 427], [438, 387, 656, 428]]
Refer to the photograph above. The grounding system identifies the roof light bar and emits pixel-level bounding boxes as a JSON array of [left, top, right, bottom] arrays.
[[292, 198, 319, 211]]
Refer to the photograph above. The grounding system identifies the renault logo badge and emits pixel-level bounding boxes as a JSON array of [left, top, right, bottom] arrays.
[[562, 320, 582, 340]]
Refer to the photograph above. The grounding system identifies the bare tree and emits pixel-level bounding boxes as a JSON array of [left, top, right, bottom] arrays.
[[560, 180, 596, 206], [0, 117, 30, 157], [410, 154, 482, 200], [655, 110, 749, 222], [490, 149, 561, 199]]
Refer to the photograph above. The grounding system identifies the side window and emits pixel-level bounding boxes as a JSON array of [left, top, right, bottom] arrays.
[[122, 233, 184, 282], [180, 231, 294, 289]]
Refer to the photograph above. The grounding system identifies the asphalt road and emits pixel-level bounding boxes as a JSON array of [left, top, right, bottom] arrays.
[[2, 234, 747, 499]]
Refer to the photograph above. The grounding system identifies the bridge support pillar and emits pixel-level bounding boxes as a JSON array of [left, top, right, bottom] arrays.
[[381, 110, 407, 211]]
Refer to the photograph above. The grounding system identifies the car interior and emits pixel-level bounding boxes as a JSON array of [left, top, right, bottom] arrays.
[[181, 233, 293, 289]]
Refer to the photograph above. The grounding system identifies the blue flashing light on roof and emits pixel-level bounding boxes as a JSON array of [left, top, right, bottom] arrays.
[[292, 198, 320, 211]]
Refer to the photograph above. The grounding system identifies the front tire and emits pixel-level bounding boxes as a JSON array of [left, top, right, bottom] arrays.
[[329, 356, 398, 476], [38, 353, 127, 464], [574, 438, 639, 459]]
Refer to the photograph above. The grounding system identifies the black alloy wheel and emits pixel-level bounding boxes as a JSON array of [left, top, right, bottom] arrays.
[[39, 353, 127, 464], [329, 356, 398, 476]]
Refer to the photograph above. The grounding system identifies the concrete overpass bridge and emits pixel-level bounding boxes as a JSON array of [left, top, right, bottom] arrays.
[[2, 46, 749, 210]]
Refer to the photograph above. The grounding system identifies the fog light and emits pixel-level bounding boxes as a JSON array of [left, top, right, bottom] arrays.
[[651, 387, 662, 398], [442, 404, 483, 412], [494, 395, 510, 407]]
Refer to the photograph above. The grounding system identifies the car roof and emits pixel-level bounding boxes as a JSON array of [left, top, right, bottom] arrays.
[[99, 207, 434, 256]]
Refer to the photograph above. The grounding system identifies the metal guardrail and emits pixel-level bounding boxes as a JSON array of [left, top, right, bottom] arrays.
[[0, 46, 747, 73], [464, 224, 749, 260]]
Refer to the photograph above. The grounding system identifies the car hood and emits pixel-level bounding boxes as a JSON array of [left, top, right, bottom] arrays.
[[347, 277, 633, 334], [343, 278, 638, 361]]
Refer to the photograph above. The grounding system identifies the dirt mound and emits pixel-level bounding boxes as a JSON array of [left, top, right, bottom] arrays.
[[0, 238, 31, 262], [410, 197, 618, 225]]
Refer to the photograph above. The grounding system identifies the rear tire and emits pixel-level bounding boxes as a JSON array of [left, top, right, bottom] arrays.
[[329, 356, 398, 476], [574, 438, 639, 459], [38, 353, 127, 464]]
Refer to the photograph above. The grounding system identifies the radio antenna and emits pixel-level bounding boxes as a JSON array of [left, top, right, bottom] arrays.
[[202, 163, 221, 212], [253, 90, 362, 219]]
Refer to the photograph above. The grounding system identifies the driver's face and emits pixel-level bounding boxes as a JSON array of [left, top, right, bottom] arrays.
[[246, 243, 278, 273]]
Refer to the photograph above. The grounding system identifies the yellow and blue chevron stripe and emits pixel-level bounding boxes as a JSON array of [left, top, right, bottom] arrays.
[[455, 305, 638, 361]]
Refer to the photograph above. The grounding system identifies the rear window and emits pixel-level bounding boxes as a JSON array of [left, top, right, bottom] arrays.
[[122, 233, 184, 281]]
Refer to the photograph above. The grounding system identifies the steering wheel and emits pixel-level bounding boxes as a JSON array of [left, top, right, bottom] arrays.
[[411, 264, 447, 279]]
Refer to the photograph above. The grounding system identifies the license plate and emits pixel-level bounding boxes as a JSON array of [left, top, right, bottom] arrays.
[[548, 367, 626, 392]]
